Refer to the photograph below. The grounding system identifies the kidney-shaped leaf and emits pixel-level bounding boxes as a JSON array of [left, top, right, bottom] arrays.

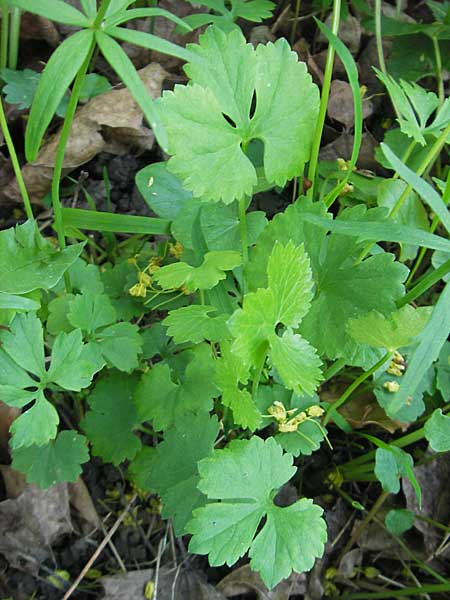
[[159, 26, 319, 203]]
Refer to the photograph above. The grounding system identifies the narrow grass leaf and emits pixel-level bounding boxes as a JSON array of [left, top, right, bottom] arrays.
[[381, 143, 450, 236], [8, 0, 89, 26], [80, 0, 96, 18], [95, 31, 168, 151], [105, 8, 191, 31], [107, 26, 196, 63], [25, 30, 94, 161], [302, 212, 450, 253], [390, 279, 450, 415], [61, 208, 170, 235], [315, 19, 362, 206]]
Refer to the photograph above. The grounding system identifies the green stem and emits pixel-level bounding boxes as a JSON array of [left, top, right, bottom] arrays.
[[323, 352, 392, 426], [251, 350, 267, 404], [355, 121, 450, 265], [392, 140, 416, 180], [432, 36, 444, 108], [344, 583, 450, 599], [0, 97, 33, 219], [340, 491, 389, 556], [406, 170, 450, 286], [51, 45, 95, 253], [238, 195, 249, 295], [8, 6, 20, 69], [399, 259, 450, 307], [306, 0, 341, 198], [1, 0, 8, 69], [51, 0, 112, 288], [323, 357, 346, 382], [391, 121, 450, 219], [416, 514, 450, 535], [94, 0, 112, 23], [290, 0, 301, 45], [375, 0, 387, 76]]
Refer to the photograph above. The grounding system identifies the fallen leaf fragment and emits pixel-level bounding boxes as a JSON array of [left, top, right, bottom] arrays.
[[0, 472, 72, 573], [101, 567, 227, 600], [218, 564, 306, 599], [0, 63, 167, 206]]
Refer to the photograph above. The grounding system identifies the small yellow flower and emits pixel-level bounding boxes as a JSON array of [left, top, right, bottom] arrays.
[[383, 380, 400, 393], [129, 283, 147, 298], [278, 412, 307, 433], [139, 271, 152, 287], [169, 241, 184, 259], [339, 182, 354, 196], [144, 580, 155, 599], [307, 405, 324, 418], [387, 364, 403, 377], [148, 256, 162, 274], [337, 158, 349, 171], [268, 400, 288, 422]]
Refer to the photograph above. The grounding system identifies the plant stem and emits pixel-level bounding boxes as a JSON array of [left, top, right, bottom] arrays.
[[238, 195, 249, 294], [290, 0, 301, 45], [51, 46, 95, 253], [355, 121, 450, 265], [344, 583, 450, 599], [0, 97, 33, 219], [306, 0, 341, 199], [323, 357, 347, 382], [432, 36, 444, 108], [8, 6, 20, 69], [0, 0, 8, 69], [406, 171, 450, 286], [340, 490, 389, 556], [392, 140, 416, 180], [390, 121, 450, 219], [374, 0, 387, 76], [51, 0, 112, 287], [323, 351, 392, 426], [251, 350, 267, 404], [398, 259, 450, 307]]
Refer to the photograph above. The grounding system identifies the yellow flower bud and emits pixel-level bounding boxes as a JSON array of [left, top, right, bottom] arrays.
[[139, 271, 152, 287], [383, 380, 400, 393], [307, 405, 324, 418], [268, 401, 287, 422], [169, 241, 184, 259], [337, 158, 348, 171], [129, 283, 147, 298]]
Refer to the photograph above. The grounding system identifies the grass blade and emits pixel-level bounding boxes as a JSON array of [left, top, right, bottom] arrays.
[[314, 19, 362, 207], [95, 31, 168, 152], [8, 0, 89, 26], [107, 26, 196, 63], [105, 8, 191, 31], [25, 29, 94, 161], [381, 143, 450, 236], [61, 208, 170, 235], [302, 212, 450, 253], [388, 278, 450, 421]]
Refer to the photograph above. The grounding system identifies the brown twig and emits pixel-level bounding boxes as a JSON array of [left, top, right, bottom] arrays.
[[63, 493, 137, 599]]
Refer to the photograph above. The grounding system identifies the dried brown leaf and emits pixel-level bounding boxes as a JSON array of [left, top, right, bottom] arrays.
[[327, 80, 374, 128], [0, 474, 72, 573], [403, 452, 450, 559], [0, 401, 19, 461], [101, 567, 226, 600], [68, 477, 100, 530], [218, 564, 306, 599], [0, 63, 166, 206]]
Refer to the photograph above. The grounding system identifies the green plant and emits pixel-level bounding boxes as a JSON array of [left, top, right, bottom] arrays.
[[1, 11, 450, 594], [178, 0, 276, 32]]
